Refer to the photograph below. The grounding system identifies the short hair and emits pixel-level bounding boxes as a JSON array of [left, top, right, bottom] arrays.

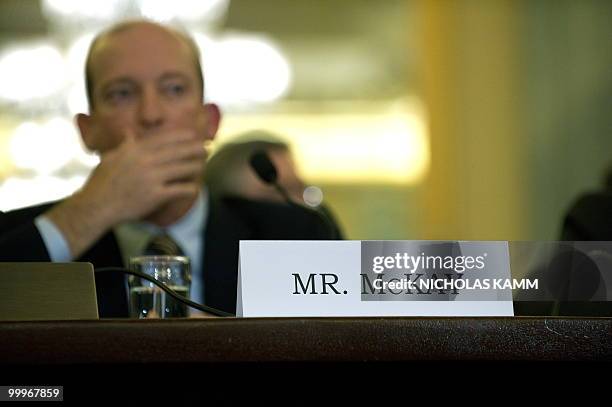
[[204, 131, 290, 197], [84, 20, 204, 111]]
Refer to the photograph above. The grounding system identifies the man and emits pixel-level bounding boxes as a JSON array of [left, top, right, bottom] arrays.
[[204, 132, 344, 239], [560, 165, 612, 241], [205, 135, 305, 204], [0, 20, 333, 317]]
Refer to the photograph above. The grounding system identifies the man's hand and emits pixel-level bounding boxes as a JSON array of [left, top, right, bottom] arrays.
[[46, 130, 205, 259]]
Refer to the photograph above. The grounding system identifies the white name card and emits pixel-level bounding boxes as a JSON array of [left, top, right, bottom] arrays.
[[237, 241, 515, 317]]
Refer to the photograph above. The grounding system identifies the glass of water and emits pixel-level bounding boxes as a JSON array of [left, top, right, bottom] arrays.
[[128, 256, 191, 318]]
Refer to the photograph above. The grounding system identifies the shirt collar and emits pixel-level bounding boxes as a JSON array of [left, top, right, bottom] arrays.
[[166, 188, 207, 244], [114, 188, 209, 263]]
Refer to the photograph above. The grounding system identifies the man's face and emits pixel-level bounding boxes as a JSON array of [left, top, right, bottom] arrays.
[[79, 23, 217, 153]]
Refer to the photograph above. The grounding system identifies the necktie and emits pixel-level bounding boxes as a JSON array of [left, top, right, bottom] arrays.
[[143, 233, 184, 256]]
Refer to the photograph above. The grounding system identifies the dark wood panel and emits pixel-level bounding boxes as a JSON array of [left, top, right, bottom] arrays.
[[1, 317, 610, 365]]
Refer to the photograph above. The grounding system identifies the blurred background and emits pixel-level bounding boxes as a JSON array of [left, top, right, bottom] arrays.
[[0, 0, 610, 241]]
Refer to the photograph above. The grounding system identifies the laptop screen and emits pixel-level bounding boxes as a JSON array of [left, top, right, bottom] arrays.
[[0, 262, 99, 321]]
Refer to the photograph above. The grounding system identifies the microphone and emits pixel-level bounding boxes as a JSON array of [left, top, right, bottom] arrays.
[[249, 150, 338, 239], [249, 151, 293, 204]]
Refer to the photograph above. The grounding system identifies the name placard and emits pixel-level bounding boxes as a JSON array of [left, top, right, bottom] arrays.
[[237, 241, 515, 317]]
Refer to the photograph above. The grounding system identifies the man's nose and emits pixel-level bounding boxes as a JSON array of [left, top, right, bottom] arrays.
[[138, 86, 165, 131]]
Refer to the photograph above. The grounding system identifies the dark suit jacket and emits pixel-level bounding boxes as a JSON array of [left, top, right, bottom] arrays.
[[529, 191, 612, 316], [0, 196, 334, 317], [561, 192, 612, 240]]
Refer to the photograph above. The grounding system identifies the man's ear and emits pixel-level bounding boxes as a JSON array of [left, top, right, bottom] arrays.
[[202, 103, 221, 142], [75, 113, 99, 152]]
